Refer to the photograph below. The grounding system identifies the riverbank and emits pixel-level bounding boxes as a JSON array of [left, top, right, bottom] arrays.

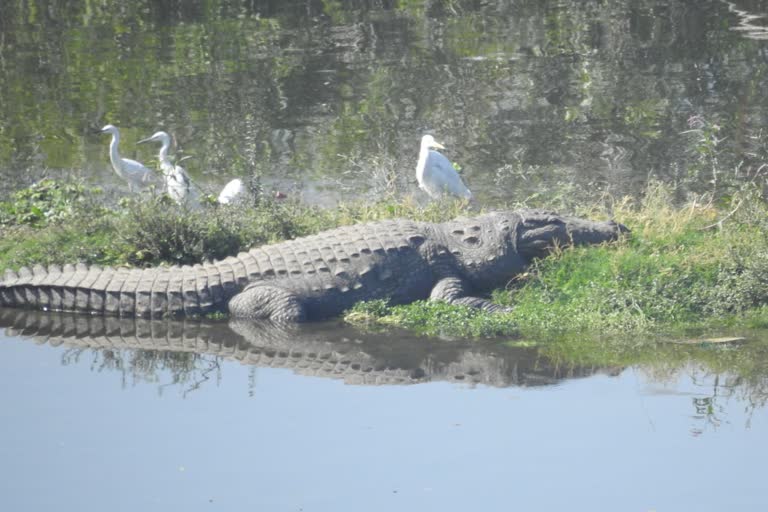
[[348, 184, 768, 339], [2, 179, 767, 339]]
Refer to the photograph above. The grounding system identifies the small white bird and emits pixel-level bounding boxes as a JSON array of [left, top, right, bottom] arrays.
[[416, 134, 472, 200], [100, 125, 155, 192], [217, 178, 245, 205], [138, 131, 199, 207]]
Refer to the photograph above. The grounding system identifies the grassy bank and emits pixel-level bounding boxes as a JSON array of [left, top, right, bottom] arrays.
[[2, 179, 768, 340], [0, 179, 469, 269], [346, 184, 768, 339]]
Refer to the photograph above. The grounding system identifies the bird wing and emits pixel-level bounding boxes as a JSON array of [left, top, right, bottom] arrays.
[[122, 158, 150, 173], [121, 158, 155, 185], [173, 165, 192, 189], [423, 150, 472, 199], [218, 179, 244, 203]]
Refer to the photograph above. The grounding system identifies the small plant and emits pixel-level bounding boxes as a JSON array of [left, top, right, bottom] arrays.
[[0, 178, 107, 227], [346, 300, 518, 339], [115, 194, 332, 266], [683, 115, 724, 193]]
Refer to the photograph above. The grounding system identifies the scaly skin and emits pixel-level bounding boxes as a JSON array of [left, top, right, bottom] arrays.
[[0, 210, 626, 321]]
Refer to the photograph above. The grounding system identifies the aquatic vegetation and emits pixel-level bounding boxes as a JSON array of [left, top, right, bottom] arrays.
[[346, 299, 517, 339]]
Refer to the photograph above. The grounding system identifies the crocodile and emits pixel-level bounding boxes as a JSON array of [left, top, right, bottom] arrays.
[[0, 210, 625, 322]]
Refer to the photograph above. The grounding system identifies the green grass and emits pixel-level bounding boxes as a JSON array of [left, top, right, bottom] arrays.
[[3, 179, 768, 341], [346, 299, 518, 339], [0, 179, 471, 269], [346, 184, 768, 339]]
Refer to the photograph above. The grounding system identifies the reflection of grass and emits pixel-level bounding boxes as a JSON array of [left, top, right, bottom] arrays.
[[537, 331, 768, 406], [534, 332, 761, 369]]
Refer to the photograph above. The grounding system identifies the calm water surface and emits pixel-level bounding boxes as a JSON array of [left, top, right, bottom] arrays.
[[1, 0, 768, 203], [3, 1, 768, 509], [1, 311, 767, 511]]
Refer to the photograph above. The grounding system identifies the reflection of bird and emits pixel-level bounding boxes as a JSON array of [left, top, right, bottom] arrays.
[[100, 125, 154, 192], [416, 134, 472, 200], [138, 131, 198, 207], [217, 178, 245, 204]]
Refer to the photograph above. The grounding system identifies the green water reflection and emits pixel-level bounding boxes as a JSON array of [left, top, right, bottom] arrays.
[[2, 0, 767, 203]]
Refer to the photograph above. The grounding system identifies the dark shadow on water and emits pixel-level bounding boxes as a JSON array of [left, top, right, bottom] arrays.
[[0, 308, 621, 389]]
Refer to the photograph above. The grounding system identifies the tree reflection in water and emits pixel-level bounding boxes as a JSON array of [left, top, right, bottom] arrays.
[[1, 1, 768, 203], [3, 308, 768, 427]]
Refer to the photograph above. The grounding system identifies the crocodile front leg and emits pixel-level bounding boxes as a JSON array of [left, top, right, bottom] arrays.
[[228, 284, 307, 322], [429, 276, 509, 313]]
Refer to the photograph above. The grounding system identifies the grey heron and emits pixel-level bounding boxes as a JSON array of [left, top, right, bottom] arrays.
[[137, 131, 199, 207]]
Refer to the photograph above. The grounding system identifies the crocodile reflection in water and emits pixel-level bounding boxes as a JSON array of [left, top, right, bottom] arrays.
[[0, 308, 621, 388]]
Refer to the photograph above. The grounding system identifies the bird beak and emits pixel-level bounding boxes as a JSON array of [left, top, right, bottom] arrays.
[[137, 137, 152, 144], [433, 141, 446, 150]]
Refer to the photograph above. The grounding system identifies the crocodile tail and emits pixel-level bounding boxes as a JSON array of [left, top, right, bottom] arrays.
[[0, 263, 171, 317], [0, 261, 243, 318], [0, 268, 19, 307], [1, 263, 107, 313]]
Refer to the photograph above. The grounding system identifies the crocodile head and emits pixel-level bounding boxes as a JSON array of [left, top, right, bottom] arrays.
[[443, 211, 528, 291], [444, 210, 627, 291], [514, 209, 628, 261]]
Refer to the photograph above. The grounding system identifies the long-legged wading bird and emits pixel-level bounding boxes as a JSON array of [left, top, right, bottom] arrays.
[[416, 134, 472, 200], [100, 125, 154, 192], [137, 131, 199, 207]]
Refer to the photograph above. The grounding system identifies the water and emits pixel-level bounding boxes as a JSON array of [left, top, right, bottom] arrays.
[[1, 0, 768, 203], [3, 1, 768, 509], [1, 310, 768, 510]]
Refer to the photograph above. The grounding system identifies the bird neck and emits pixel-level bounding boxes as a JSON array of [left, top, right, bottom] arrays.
[[108, 133, 121, 168], [158, 140, 171, 165], [416, 146, 430, 182]]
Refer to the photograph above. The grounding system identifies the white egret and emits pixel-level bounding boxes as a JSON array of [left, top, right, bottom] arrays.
[[217, 178, 245, 204], [416, 134, 472, 200], [100, 125, 154, 192], [137, 131, 199, 207]]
